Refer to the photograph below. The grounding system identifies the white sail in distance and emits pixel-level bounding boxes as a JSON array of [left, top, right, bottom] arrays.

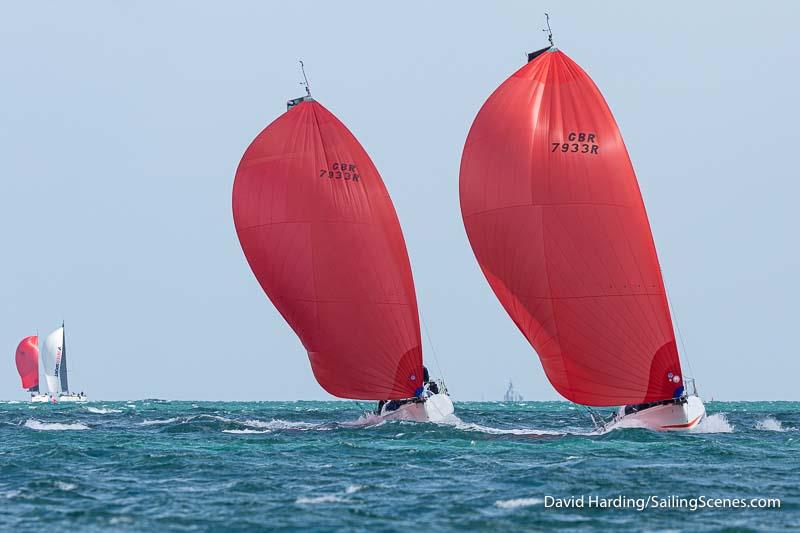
[[42, 327, 64, 394]]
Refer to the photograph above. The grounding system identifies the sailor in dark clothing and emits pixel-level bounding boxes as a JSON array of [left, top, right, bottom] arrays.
[[423, 366, 439, 395]]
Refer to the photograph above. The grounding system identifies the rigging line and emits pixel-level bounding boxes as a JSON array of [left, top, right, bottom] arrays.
[[662, 272, 696, 384], [543, 13, 555, 47], [419, 308, 445, 383], [299, 60, 311, 97]]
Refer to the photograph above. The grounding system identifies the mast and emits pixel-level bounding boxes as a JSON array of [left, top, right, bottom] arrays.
[[32, 332, 39, 393], [59, 320, 69, 393]]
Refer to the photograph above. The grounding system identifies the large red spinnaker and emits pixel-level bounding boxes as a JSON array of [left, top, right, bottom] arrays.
[[15, 336, 39, 391], [459, 49, 683, 406], [233, 99, 423, 400]]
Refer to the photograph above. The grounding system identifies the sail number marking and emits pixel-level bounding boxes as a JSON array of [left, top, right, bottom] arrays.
[[551, 132, 599, 155], [319, 162, 360, 182]]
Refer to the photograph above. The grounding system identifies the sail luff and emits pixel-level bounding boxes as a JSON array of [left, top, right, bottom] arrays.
[[60, 320, 69, 393], [31, 335, 39, 393]]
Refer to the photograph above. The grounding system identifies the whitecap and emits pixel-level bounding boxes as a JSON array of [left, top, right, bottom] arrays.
[[295, 494, 345, 504], [495, 497, 543, 509], [440, 414, 563, 436], [55, 481, 76, 491], [87, 407, 122, 414], [25, 419, 89, 431], [345, 485, 362, 494], [222, 429, 270, 434], [755, 417, 790, 432], [242, 419, 320, 430], [690, 413, 734, 433], [139, 417, 181, 426]]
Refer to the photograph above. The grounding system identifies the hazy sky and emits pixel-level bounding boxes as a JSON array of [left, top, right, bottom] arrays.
[[2, 2, 798, 401]]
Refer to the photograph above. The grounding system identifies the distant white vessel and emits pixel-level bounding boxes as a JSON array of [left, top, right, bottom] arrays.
[[41, 322, 88, 403], [503, 380, 524, 402]]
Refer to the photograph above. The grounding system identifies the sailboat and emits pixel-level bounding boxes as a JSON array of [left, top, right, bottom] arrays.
[[41, 322, 88, 403], [232, 69, 453, 422], [458, 31, 705, 431], [504, 380, 524, 402], [15, 335, 49, 402]]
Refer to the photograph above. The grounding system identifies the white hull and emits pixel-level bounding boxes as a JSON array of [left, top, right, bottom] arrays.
[[56, 393, 89, 403], [379, 393, 454, 423], [612, 395, 705, 431], [32, 393, 89, 404]]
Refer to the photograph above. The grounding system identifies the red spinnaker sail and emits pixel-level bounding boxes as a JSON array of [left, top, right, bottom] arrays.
[[233, 99, 423, 400], [459, 49, 683, 406], [15, 336, 39, 390]]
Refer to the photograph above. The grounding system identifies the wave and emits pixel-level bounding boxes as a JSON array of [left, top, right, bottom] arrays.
[[25, 419, 89, 431], [295, 485, 362, 505], [691, 413, 734, 433], [242, 419, 324, 431], [495, 497, 543, 509], [140, 417, 181, 426], [755, 417, 791, 432], [86, 407, 122, 414], [341, 412, 386, 428], [440, 414, 568, 436], [295, 494, 345, 504], [137, 415, 330, 432], [222, 429, 270, 434]]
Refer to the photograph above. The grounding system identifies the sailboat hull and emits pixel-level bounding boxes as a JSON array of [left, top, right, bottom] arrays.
[[56, 393, 88, 403], [379, 393, 454, 423], [30, 394, 50, 403], [613, 395, 705, 431]]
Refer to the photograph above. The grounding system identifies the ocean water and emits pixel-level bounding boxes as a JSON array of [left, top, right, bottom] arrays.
[[1, 400, 798, 531]]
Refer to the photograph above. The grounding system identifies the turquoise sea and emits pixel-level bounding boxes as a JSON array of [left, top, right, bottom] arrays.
[[1, 400, 798, 531]]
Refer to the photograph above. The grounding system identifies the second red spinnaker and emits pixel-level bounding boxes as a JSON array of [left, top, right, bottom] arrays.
[[459, 48, 684, 407], [15, 335, 39, 392]]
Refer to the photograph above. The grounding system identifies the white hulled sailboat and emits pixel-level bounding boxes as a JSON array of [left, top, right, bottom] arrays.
[[41, 322, 88, 403]]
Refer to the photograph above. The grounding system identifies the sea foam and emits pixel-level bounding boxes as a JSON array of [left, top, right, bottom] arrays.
[[139, 417, 181, 426], [442, 414, 564, 436], [690, 413, 734, 433], [242, 419, 322, 431], [87, 407, 122, 414], [495, 497, 544, 509], [295, 485, 362, 505], [24, 419, 89, 431], [755, 417, 790, 432]]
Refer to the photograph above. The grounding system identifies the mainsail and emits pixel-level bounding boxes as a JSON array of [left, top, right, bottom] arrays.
[[459, 49, 683, 407], [42, 326, 65, 394], [233, 96, 424, 400], [60, 321, 69, 392], [15, 336, 39, 392]]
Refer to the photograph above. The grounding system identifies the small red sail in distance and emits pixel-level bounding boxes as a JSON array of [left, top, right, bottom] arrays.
[[233, 98, 423, 400], [15, 336, 39, 391], [459, 48, 683, 407]]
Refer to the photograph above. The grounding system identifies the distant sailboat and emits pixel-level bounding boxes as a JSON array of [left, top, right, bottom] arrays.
[[232, 70, 453, 422], [504, 380, 524, 402], [41, 322, 88, 403], [15, 335, 48, 402], [459, 31, 704, 430]]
